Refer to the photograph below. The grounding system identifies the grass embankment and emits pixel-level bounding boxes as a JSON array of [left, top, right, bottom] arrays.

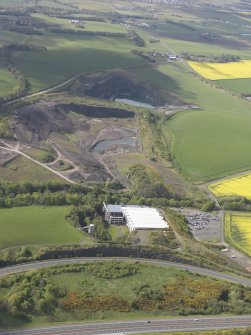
[[225, 212, 251, 257], [1, 261, 251, 328], [0, 206, 85, 249]]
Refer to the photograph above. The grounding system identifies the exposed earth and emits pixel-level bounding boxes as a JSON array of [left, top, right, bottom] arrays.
[[6, 97, 140, 183], [3, 69, 189, 185], [71, 69, 184, 107]]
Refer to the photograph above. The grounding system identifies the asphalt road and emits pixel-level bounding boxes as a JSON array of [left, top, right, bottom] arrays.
[[1, 316, 251, 335], [0, 257, 251, 287]]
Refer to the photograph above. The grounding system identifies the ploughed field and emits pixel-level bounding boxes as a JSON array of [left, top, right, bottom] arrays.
[[188, 60, 251, 80], [0, 206, 84, 249], [225, 212, 251, 257], [209, 173, 251, 199]]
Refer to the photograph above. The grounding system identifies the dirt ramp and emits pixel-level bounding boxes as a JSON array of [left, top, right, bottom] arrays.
[[71, 69, 182, 107]]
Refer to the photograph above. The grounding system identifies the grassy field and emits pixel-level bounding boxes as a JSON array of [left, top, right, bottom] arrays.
[[217, 78, 251, 95], [114, 152, 148, 176], [0, 156, 62, 183], [32, 13, 127, 33], [12, 35, 144, 92], [188, 60, 251, 80], [26, 147, 56, 163], [225, 212, 251, 257], [156, 36, 251, 59], [0, 206, 85, 249], [209, 173, 251, 199], [0, 67, 17, 97], [133, 63, 251, 182]]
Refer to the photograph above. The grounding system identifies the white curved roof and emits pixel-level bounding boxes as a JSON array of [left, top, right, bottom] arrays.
[[122, 206, 168, 231]]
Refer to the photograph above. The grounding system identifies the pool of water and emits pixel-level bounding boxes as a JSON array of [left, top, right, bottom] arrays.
[[115, 98, 154, 109], [92, 137, 136, 153]]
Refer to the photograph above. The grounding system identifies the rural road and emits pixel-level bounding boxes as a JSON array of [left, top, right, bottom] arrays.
[[1, 316, 251, 335], [1, 257, 251, 287]]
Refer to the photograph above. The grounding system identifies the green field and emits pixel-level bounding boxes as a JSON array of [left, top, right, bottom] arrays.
[[0, 156, 63, 183], [0, 206, 84, 249], [217, 78, 251, 96], [132, 62, 251, 182], [0, 67, 17, 97], [12, 35, 144, 92], [32, 13, 127, 33]]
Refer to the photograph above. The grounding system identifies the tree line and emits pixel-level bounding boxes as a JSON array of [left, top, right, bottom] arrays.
[[0, 180, 215, 212]]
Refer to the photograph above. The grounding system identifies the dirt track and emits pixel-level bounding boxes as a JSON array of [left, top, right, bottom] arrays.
[[0, 141, 76, 184]]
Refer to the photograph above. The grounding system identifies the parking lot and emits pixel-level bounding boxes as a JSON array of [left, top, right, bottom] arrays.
[[175, 208, 222, 243]]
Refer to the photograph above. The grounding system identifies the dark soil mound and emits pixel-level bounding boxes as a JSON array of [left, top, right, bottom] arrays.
[[71, 70, 183, 107]]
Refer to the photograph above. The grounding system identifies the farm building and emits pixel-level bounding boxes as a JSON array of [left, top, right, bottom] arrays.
[[103, 203, 168, 232]]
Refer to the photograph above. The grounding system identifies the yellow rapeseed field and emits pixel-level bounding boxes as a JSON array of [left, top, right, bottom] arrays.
[[188, 60, 251, 80], [209, 173, 251, 199], [225, 212, 251, 257]]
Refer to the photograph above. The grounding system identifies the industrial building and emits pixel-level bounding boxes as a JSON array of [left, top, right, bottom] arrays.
[[103, 202, 168, 232], [122, 206, 168, 232], [103, 203, 125, 225]]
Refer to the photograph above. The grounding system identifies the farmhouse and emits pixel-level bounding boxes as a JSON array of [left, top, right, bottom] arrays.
[[103, 202, 168, 232]]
